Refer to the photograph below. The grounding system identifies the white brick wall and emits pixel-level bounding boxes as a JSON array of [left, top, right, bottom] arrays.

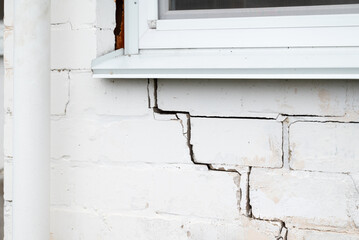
[[287, 228, 359, 240], [51, 26, 97, 69], [51, 210, 282, 240], [51, 164, 239, 219], [66, 71, 149, 116], [250, 168, 359, 232], [51, 117, 191, 163], [4, 0, 359, 239], [51, 71, 70, 115], [191, 118, 282, 168], [290, 122, 359, 173], [157, 79, 348, 118]]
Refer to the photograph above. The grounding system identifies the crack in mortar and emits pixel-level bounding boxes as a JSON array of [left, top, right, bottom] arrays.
[[282, 117, 290, 169], [64, 70, 71, 115], [149, 79, 301, 240], [277, 222, 288, 240], [349, 175, 359, 195], [147, 79, 151, 109], [247, 167, 253, 218]]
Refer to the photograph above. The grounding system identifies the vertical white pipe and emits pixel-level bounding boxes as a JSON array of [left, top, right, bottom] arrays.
[[13, 0, 50, 239]]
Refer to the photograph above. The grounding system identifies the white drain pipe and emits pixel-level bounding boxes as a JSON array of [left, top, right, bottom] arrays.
[[13, 0, 50, 239]]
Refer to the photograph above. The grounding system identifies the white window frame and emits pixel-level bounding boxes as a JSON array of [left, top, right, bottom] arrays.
[[91, 0, 359, 79]]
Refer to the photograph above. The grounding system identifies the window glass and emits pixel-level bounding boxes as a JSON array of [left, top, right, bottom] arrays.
[[169, 0, 359, 10]]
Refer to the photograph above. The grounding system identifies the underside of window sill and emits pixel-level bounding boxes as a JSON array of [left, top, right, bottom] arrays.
[[91, 48, 359, 79]]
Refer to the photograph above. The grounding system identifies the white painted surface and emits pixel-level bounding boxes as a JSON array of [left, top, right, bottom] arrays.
[[51, 26, 96, 69], [51, 71, 70, 115], [157, 79, 347, 117], [0, 57, 4, 171], [124, 0, 139, 55], [140, 1, 359, 49], [66, 71, 149, 116], [4, 0, 359, 239], [92, 48, 359, 79], [51, 0, 96, 28], [13, 0, 50, 239], [140, 26, 359, 49], [51, 117, 192, 164], [191, 118, 282, 168], [51, 210, 282, 240], [51, 163, 239, 220], [250, 168, 359, 231], [290, 122, 359, 173], [156, 14, 359, 30], [287, 228, 359, 240]]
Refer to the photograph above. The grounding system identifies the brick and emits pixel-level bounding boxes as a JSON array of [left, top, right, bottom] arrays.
[[50, 209, 281, 240], [250, 168, 359, 231], [104, 215, 281, 240], [51, 71, 69, 115], [345, 80, 359, 118], [51, 0, 96, 27], [157, 79, 347, 117], [191, 118, 282, 168], [51, 209, 106, 240], [96, 29, 115, 56], [51, 163, 240, 220], [288, 228, 359, 240], [51, 117, 191, 163], [3, 29, 13, 69], [5, 27, 95, 71], [290, 122, 359, 173], [96, 0, 116, 30], [4, 0, 13, 27], [66, 71, 149, 116], [51, 26, 96, 69]]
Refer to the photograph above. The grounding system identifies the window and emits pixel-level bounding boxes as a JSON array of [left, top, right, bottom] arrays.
[[160, 0, 359, 18], [91, 0, 359, 79]]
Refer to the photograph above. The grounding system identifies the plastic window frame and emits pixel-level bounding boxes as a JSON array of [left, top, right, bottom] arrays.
[[91, 0, 359, 79]]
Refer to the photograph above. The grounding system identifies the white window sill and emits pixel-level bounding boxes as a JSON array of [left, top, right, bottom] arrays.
[[91, 48, 359, 79]]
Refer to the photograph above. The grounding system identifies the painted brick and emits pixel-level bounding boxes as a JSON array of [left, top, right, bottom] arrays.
[[290, 122, 359, 173], [51, 26, 96, 69], [3, 29, 13, 69], [66, 71, 149, 116], [51, 71, 69, 115], [50, 210, 281, 240], [51, 117, 191, 163], [346, 80, 359, 119], [96, 29, 115, 56], [51, 209, 106, 240], [4, 0, 13, 27], [191, 118, 282, 168], [96, 0, 116, 30], [51, 0, 96, 27], [250, 168, 359, 231], [104, 215, 282, 240], [287, 228, 359, 240], [51, 163, 240, 220], [5, 26, 98, 70], [157, 79, 347, 117]]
